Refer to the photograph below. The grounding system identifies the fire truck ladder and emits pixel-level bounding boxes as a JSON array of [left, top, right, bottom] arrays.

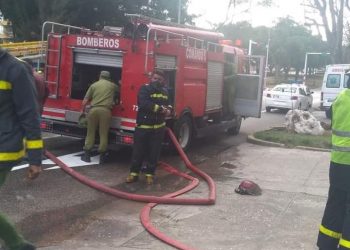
[[41, 21, 86, 99], [44, 34, 62, 99]]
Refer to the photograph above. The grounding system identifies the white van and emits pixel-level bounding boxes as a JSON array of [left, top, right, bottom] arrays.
[[321, 64, 350, 118]]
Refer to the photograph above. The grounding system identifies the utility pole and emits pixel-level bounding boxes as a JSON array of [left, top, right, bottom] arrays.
[[178, 0, 182, 24], [264, 30, 270, 89]]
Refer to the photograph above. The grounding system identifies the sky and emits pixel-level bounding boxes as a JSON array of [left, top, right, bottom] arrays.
[[187, 0, 306, 29]]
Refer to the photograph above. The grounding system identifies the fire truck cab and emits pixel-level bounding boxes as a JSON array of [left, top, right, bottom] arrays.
[[40, 15, 264, 150]]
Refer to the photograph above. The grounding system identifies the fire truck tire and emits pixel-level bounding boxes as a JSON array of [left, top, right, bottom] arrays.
[[227, 116, 242, 135], [173, 115, 193, 151]]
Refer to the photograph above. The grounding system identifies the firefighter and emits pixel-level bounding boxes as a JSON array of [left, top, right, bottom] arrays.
[[126, 70, 171, 185], [0, 48, 43, 250], [22, 59, 49, 115], [317, 72, 350, 250], [80, 71, 119, 164]]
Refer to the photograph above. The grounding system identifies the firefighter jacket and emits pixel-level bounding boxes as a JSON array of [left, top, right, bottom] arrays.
[[331, 88, 350, 165], [0, 48, 43, 168], [136, 81, 169, 129]]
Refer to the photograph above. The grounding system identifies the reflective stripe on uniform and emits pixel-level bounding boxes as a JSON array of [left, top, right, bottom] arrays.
[[0, 149, 25, 161], [26, 139, 43, 149], [319, 224, 342, 239], [340, 238, 350, 248], [150, 93, 168, 100], [332, 134, 350, 148], [154, 104, 160, 112], [333, 129, 350, 137], [130, 172, 139, 176], [332, 145, 350, 152], [0, 80, 12, 90], [332, 133, 350, 164], [137, 122, 166, 129]]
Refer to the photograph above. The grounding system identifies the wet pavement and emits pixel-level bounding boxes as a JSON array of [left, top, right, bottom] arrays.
[[0, 109, 331, 250], [33, 142, 329, 250]]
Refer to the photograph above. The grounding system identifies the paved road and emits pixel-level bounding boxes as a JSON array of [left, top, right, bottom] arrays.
[[0, 87, 330, 250]]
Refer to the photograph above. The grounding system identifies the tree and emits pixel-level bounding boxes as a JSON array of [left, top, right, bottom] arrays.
[[0, 0, 194, 41], [269, 18, 327, 78], [218, 17, 328, 79], [301, 0, 349, 63]]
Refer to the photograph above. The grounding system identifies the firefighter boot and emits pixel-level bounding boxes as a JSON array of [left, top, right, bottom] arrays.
[[126, 172, 139, 183], [99, 151, 109, 164], [81, 150, 91, 162], [145, 174, 154, 185]]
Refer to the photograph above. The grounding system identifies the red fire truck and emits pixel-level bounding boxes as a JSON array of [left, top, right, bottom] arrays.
[[40, 15, 264, 150]]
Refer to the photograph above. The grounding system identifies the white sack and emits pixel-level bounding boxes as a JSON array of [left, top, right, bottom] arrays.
[[285, 110, 324, 135]]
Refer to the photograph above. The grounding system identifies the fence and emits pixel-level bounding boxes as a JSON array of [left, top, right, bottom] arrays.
[[1, 41, 46, 57]]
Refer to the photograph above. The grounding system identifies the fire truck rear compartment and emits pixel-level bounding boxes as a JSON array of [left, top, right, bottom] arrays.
[[71, 63, 122, 100]]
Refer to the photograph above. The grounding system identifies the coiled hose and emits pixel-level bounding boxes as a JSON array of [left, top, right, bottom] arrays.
[[44, 127, 216, 249]]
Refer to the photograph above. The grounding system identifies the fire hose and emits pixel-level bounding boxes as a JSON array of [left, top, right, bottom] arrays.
[[44, 127, 216, 250]]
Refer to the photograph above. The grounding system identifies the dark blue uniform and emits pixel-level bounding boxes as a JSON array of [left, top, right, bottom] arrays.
[[0, 48, 42, 168], [129, 81, 169, 176], [0, 48, 42, 250]]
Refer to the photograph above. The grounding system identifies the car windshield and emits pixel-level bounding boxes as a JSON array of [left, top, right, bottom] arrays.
[[273, 86, 297, 93]]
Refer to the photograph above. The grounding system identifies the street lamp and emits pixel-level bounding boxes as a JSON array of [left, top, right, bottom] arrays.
[[303, 52, 330, 84], [264, 31, 270, 89], [248, 39, 257, 55]]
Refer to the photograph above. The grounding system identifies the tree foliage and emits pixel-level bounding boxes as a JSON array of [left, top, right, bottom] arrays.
[[0, 0, 193, 40], [218, 17, 328, 78]]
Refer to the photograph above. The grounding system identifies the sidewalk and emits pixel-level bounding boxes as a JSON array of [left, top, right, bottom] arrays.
[[39, 142, 330, 250]]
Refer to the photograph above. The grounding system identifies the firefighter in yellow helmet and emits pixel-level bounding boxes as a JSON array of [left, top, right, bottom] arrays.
[[80, 71, 119, 164], [0, 48, 43, 249], [317, 70, 350, 250]]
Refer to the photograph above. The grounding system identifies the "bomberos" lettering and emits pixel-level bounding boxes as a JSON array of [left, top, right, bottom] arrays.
[[76, 36, 120, 49]]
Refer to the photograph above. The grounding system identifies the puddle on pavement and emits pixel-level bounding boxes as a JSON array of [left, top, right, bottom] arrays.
[[17, 197, 112, 247]]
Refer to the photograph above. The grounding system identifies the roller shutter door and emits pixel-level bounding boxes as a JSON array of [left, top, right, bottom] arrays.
[[206, 61, 224, 111], [155, 55, 176, 69], [74, 48, 123, 67]]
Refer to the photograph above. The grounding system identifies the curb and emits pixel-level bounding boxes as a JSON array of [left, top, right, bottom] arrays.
[[247, 135, 331, 152]]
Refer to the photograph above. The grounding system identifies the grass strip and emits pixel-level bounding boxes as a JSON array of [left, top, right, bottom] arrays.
[[254, 128, 331, 149]]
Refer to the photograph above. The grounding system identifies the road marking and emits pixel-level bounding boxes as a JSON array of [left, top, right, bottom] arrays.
[[12, 151, 100, 172]]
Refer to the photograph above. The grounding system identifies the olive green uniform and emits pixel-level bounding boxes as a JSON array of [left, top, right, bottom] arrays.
[[83, 79, 118, 153]]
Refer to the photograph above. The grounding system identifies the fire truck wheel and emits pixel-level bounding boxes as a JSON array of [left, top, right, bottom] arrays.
[[227, 116, 242, 135], [174, 115, 193, 151]]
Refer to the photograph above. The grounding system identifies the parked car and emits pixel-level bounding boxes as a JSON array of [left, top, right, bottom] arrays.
[[265, 83, 313, 112]]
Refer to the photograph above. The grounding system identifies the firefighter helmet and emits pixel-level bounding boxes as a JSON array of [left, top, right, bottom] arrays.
[[235, 180, 262, 196]]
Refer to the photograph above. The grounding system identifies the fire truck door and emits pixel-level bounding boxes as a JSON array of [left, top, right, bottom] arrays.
[[233, 55, 264, 118]]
